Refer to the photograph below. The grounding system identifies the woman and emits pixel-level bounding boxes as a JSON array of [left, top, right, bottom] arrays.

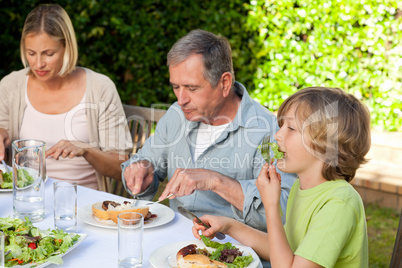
[[0, 4, 132, 190]]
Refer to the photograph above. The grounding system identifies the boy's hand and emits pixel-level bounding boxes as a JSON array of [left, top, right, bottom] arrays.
[[256, 163, 282, 208], [192, 215, 232, 240]]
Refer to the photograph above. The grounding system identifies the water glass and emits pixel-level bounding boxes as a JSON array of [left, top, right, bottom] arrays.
[[0, 231, 4, 268], [53, 181, 77, 232], [118, 212, 144, 268], [12, 139, 46, 222]]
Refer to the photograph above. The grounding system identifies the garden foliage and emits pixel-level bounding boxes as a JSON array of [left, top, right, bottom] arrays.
[[246, 0, 402, 132], [0, 0, 401, 131], [0, 0, 255, 108]]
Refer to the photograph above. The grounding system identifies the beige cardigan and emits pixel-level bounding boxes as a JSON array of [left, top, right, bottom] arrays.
[[0, 67, 133, 189]]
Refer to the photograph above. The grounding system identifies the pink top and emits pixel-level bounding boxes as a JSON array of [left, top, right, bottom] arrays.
[[19, 78, 98, 189]]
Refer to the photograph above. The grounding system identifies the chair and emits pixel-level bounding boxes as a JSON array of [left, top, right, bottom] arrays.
[[390, 208, 402, 268], [101, 104, 167, 197], [123, 104, 167, 155]]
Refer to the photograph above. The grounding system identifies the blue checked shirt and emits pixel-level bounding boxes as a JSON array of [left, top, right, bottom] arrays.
[[122, 82, 296, 231]]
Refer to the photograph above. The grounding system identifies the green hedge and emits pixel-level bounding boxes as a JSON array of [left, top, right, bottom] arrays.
[[1, 0, 401, 131], [246, 0, 402, 132], [0, 0, 257, 107]]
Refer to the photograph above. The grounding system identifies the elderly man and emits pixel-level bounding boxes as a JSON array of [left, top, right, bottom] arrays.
[[122, 29, 296, 231]]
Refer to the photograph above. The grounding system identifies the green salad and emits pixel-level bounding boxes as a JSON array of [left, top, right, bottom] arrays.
[[0, 169, 35, 189], [269, 142, 284, 160], [258, 142, 284, 163], [0, 217, 80, 267], [0, 171, 13, 189], [201, 235, 254, 268]]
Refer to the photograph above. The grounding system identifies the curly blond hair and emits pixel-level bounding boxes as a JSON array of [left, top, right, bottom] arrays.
[[277, 87, 371, 182]]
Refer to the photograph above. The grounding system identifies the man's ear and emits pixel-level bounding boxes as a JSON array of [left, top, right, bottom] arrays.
[[220, 72, 233, 98]]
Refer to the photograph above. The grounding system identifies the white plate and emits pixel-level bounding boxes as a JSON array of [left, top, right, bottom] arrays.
[[18, 233, 87, 268], [0, 188, 12, 192], [149, 240, 262, 268], [78, 200, 175, 229]]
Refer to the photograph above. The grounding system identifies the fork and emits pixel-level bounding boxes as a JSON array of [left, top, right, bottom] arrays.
[[146, 193, 174, 205], [1, 160, 10, 173], [259, 135, 271, 164]]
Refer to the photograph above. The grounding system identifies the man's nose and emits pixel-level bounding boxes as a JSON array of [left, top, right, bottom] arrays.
[[176, 89, 190, 106]]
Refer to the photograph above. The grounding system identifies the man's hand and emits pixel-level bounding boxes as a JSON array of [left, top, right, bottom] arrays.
[[123, 160, 155, 195], [159, 168, 217, 200], [45, 140, 89, 159], [0, 128, 10, 161], [159, 168, 244, 210]]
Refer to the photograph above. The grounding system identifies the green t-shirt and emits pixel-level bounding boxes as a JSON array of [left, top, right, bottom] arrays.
[[284, 179, 368, 268]]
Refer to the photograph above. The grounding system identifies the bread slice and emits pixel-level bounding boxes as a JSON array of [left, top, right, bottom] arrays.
[[91, 201, 149, 223], [177, 254, 227, 268], [107, 206, 149, 223], [92, 202, 110, 220]]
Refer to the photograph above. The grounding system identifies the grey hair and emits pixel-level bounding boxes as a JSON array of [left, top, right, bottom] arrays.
[[167, 29, 235, 88]]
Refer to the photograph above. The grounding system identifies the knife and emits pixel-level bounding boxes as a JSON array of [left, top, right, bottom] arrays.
[[178, 206, 226, 240]]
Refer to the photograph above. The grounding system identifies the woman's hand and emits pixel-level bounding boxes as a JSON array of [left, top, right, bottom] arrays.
[[0, 128, 10, 161], [46, 139, 126, 180], [256, 163, 282, 208], [45, 140, 89, 159]]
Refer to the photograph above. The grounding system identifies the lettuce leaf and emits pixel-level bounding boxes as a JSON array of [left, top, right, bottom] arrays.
[[269, 142, 284, 160], [0, 217, 80, 267], [0, 171, 13, 189], [257, 141, 284, 163], [232, 255, 253, 267], [0, 169, 35, 189], [200, 235, 254, 267], [17, 169, 35, 188]]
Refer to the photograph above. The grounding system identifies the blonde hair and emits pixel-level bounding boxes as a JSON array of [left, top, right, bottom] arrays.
[[20, 4, 77, 76], [277, 87, 371, 182]]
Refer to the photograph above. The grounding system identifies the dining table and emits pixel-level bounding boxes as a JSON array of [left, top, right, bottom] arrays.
[[1, 178, 263, 268]]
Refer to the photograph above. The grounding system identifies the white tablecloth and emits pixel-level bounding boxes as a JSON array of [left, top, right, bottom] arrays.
[[1, 179, 262, 267]]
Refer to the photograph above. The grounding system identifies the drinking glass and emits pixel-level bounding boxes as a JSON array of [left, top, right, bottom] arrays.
[[118, 212, 144, 268], [12, 139, 46, 222], [0, 231, 4, 268], [53, 181, 77, 232]]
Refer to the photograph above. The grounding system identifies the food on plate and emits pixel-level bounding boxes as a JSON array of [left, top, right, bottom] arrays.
[[0, 169, 35, 189], [177, 244, 227, 268], [177, 253, 227, 268], [176, 236, 254, 268], [92, 200, 154, 223], [0, 217, 81, 266], [0, 170, 13, 189]]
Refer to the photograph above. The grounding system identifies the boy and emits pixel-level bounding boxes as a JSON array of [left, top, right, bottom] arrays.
[[193, 87, 370, 267]]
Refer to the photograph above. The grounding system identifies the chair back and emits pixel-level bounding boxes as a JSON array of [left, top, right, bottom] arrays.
[[102, 104, 167, 197], [390, 208, 402, 268], [123, 104, 167, 155]]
